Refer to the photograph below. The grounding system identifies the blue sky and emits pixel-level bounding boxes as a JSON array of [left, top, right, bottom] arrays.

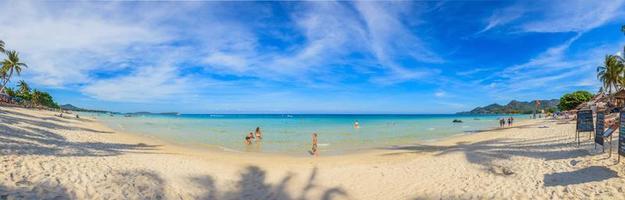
[[0, 1, 624, 114]]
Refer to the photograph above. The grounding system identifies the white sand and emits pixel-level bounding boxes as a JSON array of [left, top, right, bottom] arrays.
[[1, 106, 625, 199]]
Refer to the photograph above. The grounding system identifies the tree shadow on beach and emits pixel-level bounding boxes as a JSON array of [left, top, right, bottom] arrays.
[[0, 169, 166, 199], [380, 130, 591, 171], [0, 108, 113, 133], [543, 166, 618, 187], [0, 108, 160, 157], [191, 166, 348, 200]]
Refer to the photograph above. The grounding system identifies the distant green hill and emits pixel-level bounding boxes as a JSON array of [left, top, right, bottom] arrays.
[[458, 99, 559, 114]]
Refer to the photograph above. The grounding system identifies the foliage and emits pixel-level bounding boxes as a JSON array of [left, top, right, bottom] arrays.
[[31, 89, 59, 108], [597, 55, 624, 94], [4, 87, 16, 97], [0, 41, 58, 109], [557, 91, 593, 111], [0, 50, 27, 94], [17, 80, 29, 94]]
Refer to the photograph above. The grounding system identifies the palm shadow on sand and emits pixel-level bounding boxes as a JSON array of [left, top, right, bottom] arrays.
[[543, 166, 618, 187], [379, 123, 621, 187], [0, 108, 160, 157], [191, 166, 348, 200]]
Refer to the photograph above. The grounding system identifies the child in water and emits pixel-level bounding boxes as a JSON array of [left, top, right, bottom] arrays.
[[244, 135, 252, 145], [244, 132, 254, 145]]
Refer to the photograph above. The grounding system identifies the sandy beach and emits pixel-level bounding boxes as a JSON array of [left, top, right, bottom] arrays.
[[1, 106, 625, 199]]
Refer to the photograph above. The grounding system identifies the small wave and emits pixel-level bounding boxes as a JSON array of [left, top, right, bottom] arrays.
[[318, 143, 330, 146], [219, 146, 242, 152], [462, 125, 470, 128], [427, 127, 435, 131]]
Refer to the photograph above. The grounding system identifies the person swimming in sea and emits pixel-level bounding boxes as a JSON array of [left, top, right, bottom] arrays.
[[255, 127, 262, 140], [244, 135, 252, 145], [310, 133, 318, 156], [354, 120, 360, 129]]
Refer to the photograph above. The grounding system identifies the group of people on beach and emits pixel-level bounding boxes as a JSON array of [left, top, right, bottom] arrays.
[[243, 120, 361, 156], [499, 117, 514, 127], [243, 127, 320, 156]]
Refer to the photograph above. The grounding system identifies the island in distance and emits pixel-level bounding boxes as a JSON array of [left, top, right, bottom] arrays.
[[458, 99, 559, 114]]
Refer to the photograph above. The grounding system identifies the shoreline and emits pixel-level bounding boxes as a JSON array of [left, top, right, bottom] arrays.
[[89, 113, 535, 158], [3, 106, 624, 199]]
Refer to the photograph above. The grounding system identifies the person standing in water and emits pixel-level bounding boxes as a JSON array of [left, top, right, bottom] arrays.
[[255, 127, 262, 140], [311, 133, 318, 156], [354, 120, 360, 129]]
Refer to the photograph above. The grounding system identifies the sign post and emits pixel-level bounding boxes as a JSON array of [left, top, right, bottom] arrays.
[[619, 110, 625, 163], [576, 110, 594, 146], [595, 112, 605, 151]]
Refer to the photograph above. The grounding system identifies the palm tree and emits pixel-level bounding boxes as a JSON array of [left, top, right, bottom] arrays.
[[31, 89, 42, 106], [0, 50, 27, 94], [0, 40, 4, 53], [17, 80, 29, 95], [597, 55, 624, 94]]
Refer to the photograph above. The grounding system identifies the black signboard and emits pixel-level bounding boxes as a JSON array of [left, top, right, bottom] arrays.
[[577, 110, 594, 132], [618, 110, 625, 156], [595, 112, 605, 146]]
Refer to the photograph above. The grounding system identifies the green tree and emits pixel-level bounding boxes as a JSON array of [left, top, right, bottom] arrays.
[[0, 40, 4, 53], [31, 89, 58, 108], [17, 80, 30, 95], [557, 91, 593, 111], [0, 50, 27, 94], [597, 55, 623, 94], [4, 87, 16, 97]]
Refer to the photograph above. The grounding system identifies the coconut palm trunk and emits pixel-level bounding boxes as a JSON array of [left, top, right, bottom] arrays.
[[0, 69, 13, 94]]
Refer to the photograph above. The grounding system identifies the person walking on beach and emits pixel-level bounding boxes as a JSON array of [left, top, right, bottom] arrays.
[[310, 133, 319, 156], [255, 127, 262, 140], [510, 117, 514, 126], [507, 117, 512, 126]]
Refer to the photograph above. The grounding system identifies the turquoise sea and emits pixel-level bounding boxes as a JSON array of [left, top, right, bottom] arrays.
[[87, 113, 529, 155]]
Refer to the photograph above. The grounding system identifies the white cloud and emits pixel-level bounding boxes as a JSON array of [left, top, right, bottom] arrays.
[[355, 2, 442, 83], [480, 1, 625, 34], [434, 91, 446, 97], [81, 62, 186, 102], [0, 1, 171, 87], [520, 0, 625, 33], [477, 5, 525, 34], [456, 67, 494, 76]]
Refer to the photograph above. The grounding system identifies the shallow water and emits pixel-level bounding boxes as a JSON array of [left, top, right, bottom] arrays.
[[86, 113, 529, 155]]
